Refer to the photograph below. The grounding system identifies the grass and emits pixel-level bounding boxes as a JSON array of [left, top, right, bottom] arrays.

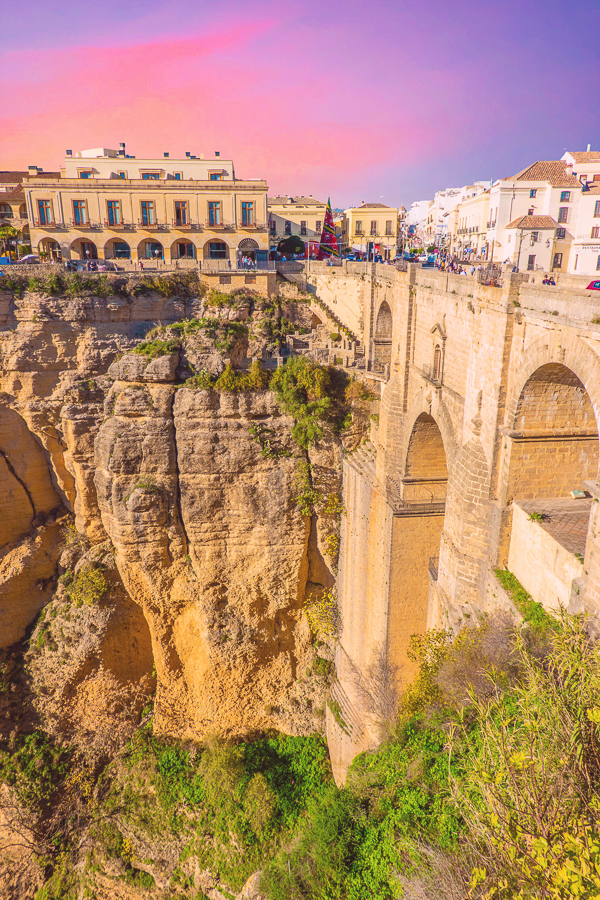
[[494, 568, 556, 635]]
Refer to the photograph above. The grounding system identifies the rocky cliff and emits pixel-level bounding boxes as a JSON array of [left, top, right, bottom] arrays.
[[0, 273, 367, 751]]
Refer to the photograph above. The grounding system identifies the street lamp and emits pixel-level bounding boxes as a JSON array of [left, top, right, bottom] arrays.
[[515, 229, 541, 273]]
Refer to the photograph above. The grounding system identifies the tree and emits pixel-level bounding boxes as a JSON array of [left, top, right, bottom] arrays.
[[0, 225, 20, 258], [277, 235, 305, 257]]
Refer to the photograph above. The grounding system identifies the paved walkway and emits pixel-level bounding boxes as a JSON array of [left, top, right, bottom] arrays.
[[516, 497, 592, 556]]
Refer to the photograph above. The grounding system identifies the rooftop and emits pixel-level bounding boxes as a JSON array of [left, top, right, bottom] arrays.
[[504, 160, 581, 188], [506, 214, 558, 229], [567, 151, 600, 163], [267, 196, 326, 206]]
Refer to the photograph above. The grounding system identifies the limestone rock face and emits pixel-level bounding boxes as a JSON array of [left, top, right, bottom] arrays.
[[0, 285, 345, 740]]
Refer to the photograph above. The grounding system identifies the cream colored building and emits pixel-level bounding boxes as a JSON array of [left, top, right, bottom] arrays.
[[448, 158, 584, 271], [23, 145, 269, 263], [267, 196, 327, 246], [341, 203, 398, 258], [568, 185, 600, 276]]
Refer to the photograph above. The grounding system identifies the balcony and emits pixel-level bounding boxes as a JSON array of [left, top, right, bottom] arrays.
[[104, 220, 134, 230], [33, 219, 64, 229], [239, 221, 266, 230], [422, 364, 442, 387], [205, 220, 235, 230], [137, 221, 169, 231], [69, 219, 101, 230], [172, 220, 202, 231]]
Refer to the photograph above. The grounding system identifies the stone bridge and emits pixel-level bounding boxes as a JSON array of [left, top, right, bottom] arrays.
[[306, 262, 600, 781]]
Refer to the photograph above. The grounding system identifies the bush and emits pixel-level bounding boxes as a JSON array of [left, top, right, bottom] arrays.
[[133, 338, 179, 360], [67, 566, 109, 607], [271, 357, 332, 448]]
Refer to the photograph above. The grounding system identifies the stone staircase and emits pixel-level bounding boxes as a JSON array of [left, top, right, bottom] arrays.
[[344, 440, 378, 489]]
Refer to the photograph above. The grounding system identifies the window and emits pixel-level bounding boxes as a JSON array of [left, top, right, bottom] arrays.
[[142, 173, 160, 180], [0, 203, 12, 218], [107, 201, 121, 225], [241, 202, 254, 226], [219, 274, 231, 283], [315, 220, 322, 233], [175, 201, 188, 226], [597, 256, 600, 271], [80, 241, 96, 259], [529, 189, 537, 198], [79, 171, 92, 179], [209, 173, 223, 181], [385, 220, 393, 235], [553, 252, 563, 269], [528, 207, 534, 215], [118, 172, 126, 179], [355, 220, 363, 235], [531, 231, 539, 243], [592, 226, 600, 239], [433, 346, 442, 382], [177, 242, 194, 258], [269, 217, 276, 233], [141, 201, 155, 225], [209, 241, 227, 259], [37, 200, 52, 225], [558, 207, 568, 223], [113, 241, 130, 258], [300, 220, 307, 235], [594, 201, 600, 218], [73, 200, 88, 225], [560, 191, 571, 202], [527, 254, 536, 271], [245, 275, 256, 284], [284, 220, 291, 235], [174, 173, 182, 180], [208, 201, 221, 226], [370, 220, 377, 235], [556, 227, 566, 239]]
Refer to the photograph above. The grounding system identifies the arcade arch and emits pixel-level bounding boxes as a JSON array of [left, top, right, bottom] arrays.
[[104, 238, 131, 259], [70, 238, 97, 260], [38, 238, 62, 261], [170, 239, 196, 259], [203, 239, 229, 260], [137, 239, 164, 260]]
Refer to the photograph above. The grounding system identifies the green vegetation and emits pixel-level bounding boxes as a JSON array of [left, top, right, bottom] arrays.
[[133, 337, 179, 359], [304, 587, 340, 640], [3, 603, 600, 899], [495, 568, 556, 636], [270, 356, 332, 448], [67, 565, 109, 608]]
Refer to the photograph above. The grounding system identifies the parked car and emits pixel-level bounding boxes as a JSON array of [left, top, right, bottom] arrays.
[[586, 280, 600, 291], [19, 254, 40, 264]]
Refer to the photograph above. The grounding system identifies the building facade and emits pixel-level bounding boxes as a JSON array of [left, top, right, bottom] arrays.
[[267, 196, 327, 247], [341, 203, 399, 258], [23, 145, 269, 264]]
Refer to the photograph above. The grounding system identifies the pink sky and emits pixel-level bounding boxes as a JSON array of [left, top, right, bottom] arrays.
[[1, 0, 598, 205]]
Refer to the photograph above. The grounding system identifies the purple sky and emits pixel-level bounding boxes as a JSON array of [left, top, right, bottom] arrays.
[[1, 0, 599, 206]]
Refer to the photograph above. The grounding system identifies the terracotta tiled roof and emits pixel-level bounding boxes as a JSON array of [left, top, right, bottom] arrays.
[[504, 161, 581, 188], [568, 151, 600, 162], [358, 202, 391, 208], [0, 170, 60, 184], [0, 187, 25, 200], [506, 215, 557, 229]]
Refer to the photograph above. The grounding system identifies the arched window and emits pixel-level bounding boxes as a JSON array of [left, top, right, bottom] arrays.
[[433, 345, 442, 381], [0, 203, 12, 219]]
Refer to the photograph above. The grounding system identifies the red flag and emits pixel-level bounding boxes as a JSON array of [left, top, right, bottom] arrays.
[[317, 198, 339, 259]]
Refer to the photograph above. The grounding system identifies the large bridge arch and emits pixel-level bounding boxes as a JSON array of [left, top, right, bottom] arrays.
[[387, 409, 450, 689]]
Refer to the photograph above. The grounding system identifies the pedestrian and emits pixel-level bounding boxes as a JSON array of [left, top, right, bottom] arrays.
[[138, 260, 144, 272]]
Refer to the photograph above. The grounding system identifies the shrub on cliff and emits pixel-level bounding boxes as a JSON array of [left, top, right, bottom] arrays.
[[271, 356, 332, 447]]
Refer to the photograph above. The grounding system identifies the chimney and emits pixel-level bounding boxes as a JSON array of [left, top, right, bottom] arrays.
[[28, 165, 37, 175], [185, 151, 191, 158], [164, 152, 169, 158], [588, 143, 592, 152], [66, 150, 72, 157], [118, 142, 126, 158], [215, 151, 220, 157]]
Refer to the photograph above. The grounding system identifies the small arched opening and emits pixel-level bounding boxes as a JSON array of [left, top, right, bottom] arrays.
[[237, 237, 259, 265], [0, 203, 13, 220], [70, 238, 97, 260], [38, 238, 62, 261], [203, 240, 229, 260], [171, 239, 196, 259], [104, 238, 131, 259], [138, 240, 164, 260], [373, 300, 393, 372]]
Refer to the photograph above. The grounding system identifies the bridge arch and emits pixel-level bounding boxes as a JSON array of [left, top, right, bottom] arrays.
[[373, 299, 393, 372], [387, 409, 449, 688], [375, 300, 392, 337]]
